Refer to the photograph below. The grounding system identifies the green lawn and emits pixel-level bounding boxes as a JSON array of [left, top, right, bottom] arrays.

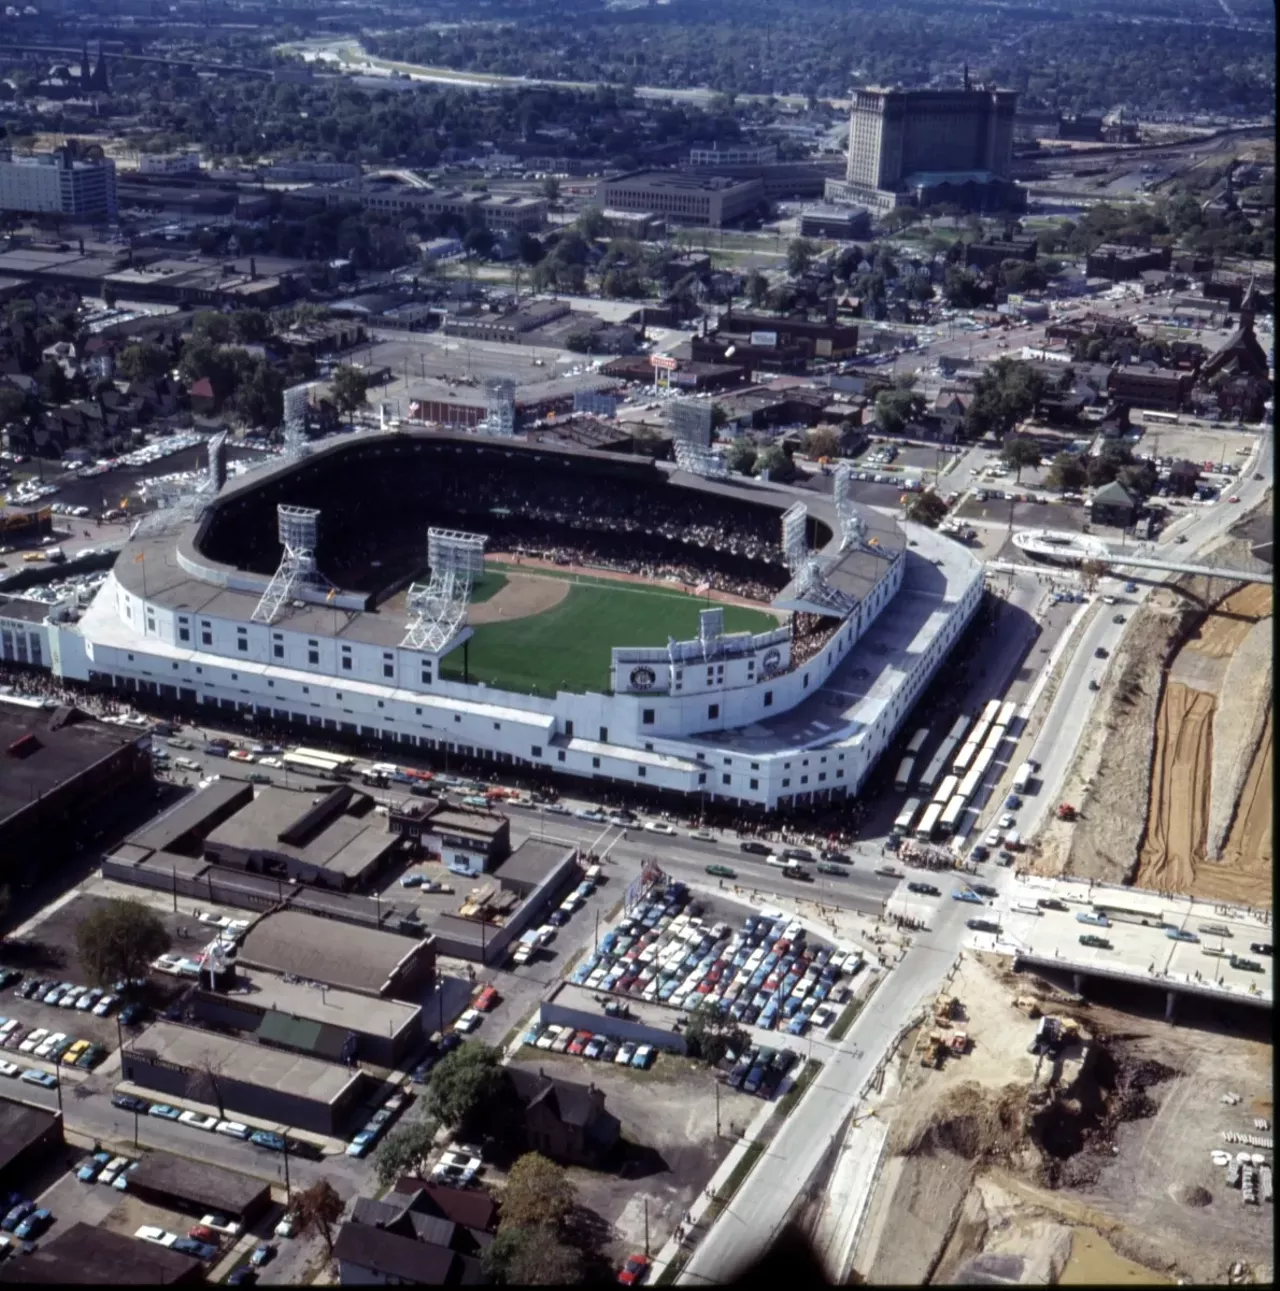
[[444, 578, 779, 697], [466, 572, 508, 606]]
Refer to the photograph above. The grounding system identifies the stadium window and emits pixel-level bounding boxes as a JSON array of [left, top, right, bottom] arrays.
[[493, 722, 501, 730], [558, 750, 566, 762], [420, 669, 431, 685], [454, 714, 461, 722], [127, 653, 134, 661], [750, 778, 759, 790], [592, 757, 601, 769], [231, 673, 238, 681], [763, 691, 773, 707], [202, 631, 213, 647], [172, 662, 178, 670], [803, 673, 810, 689], [818, 772, 826, 782], [179, 627, 190, 643], [708, 704, 719, 720], [698, 773, 706, 785], [302, 686, 309, 694], [836, 769, 844, 779], [377, 701, 385, 709], [235, 637, 246, 652], [751, 762, 760, 770], [383, 664, 394, 678], [565, 720, 574, 737], [638, 766, 646, 778], [308, 650, 319, 665], [267, 680, 273, 688], [722, 773, 731, 785], [782, 778, 790, 788], [336, 692, 342, 699], [273, 643, 284, 659], [415, 707, 423, 715], [532, 745, 542, 757], [801, 775, 809, 785], [642, 709, 655, 725]]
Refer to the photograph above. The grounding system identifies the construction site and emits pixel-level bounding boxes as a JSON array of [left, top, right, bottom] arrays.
[[1026, 495, 1272, 910], [813, 953, 1273, 1286]]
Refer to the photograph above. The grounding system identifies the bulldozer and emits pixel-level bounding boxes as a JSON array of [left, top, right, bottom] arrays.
[[1012, 995, 1042, 1019], [920, 1030, 947, 1068], [949, 1032, 969, 1055], [934, 993, 956, 1024]]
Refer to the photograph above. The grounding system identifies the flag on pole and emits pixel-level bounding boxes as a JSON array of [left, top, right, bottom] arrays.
[[326, 587, 337, 603]]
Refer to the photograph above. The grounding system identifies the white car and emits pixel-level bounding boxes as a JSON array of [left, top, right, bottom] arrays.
[[432, 1150, 482, 1186], [535, 1025, 563, 1051], [93, 994, 117, 1017], [58, 987, 84, 1009], [215, 1120, 250, 1139], [35, 1031, 66, 1059], [615, 1041, 636, 1066], [0, 1061, 17, 1079], [274, 1212, 299, 1239], [152, 954, 183, 975], [0, 1020, 19, 1038], [99, 1156, 129, 1185], [259, 757, 283, 768], [178, 1110, 219, 1131], [455, 1009, 482, 1033], [535, 925, 556, 946], [135, 1226, 178, 1248], [998, 814, 1016, 830], [18, 1028, 47, 1055], [643, 820, 677, 836], [200, 1214, 242, 1236], [983, 828, 1002, 848]]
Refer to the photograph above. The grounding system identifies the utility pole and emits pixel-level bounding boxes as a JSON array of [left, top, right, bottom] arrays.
[[282, 1132, 292, 1200], [714, 1078, 721, 1137], [643, 1198, 649, 1257]]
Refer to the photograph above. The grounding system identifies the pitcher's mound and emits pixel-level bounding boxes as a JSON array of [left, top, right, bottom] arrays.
[[469, 572, 571, 625]]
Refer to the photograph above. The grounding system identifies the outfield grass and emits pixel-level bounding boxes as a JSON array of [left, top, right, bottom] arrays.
[[466, 572, 508, 607], [444, 578, 778, 697]]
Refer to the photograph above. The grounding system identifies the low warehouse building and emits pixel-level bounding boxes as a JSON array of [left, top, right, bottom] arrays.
[[0, 1222, 204, 1285], [0, 1100, 63, 1194], [124, 1149, 272, 1224], [236, 909, 437, 1002], [122, 1021, 369, 1136], [539, 983, 687, 1055]]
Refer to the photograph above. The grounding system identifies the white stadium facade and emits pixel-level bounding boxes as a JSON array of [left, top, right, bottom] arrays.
[[28, 430, 984, 812]]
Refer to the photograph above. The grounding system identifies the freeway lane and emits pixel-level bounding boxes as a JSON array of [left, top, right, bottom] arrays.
[[678, 894, 969, 1284]]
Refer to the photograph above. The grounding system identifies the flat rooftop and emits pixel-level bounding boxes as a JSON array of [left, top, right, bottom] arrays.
[[238, 909, 429, 996], [0, 703, 142, 828], [126, 1148, 269, 1217], [230, 967, 420, 1039], [993, 875, 1273, 1007], [490, 837, 576, 889], [129, 1019, 362, 1105], [550, 981, 684, 1035]]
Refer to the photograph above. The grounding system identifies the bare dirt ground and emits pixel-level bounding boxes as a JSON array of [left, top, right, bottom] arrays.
[[857, 955, 1274, 1286], [467, 571, 570, 625], [1134, 581, 1273, 905]]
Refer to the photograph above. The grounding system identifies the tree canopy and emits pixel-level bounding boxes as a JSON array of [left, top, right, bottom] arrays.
[[906, 490, 949, 527], [1000, 435, 1043, 481], [330, 364, 370, 415], [500, 1153, 577, 1231], [964, 359, 1046, 441], [424, 1042, 513, 1136], [374, 1118, 440, 1188], [684, 1004, 748, 1067], [75, 899, 171, 988]]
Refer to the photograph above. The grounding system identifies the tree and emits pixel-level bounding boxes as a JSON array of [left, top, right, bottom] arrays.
[[575, 206, 611, 241], [753, 443, 796, 482], [185, 1058, 228, 1121], [330, 364, 369, 415], [1079, 559, 1107, 593], [293, 1179, 344, 1258], [117, 343, 172, 384], [540, 175, 561, 203], [804, 426, 842, 460], [464, 227, 495, 259], [374, 1118, 440, 1188], [192, 311, 234, 344], [744, 269, 768, 307], [725, 438, 757, 475], [874, 386, 924, 436], [424, 1042, 511, 1135], [786, 237, 817, 277], [942, 265, 987, 309], [483, 1225, 581, 1285], [501, 1153, 576, 1231], [75, 899, 171, 988], [710, 403, 728, 431], [230, 309, 271, 344], [964, 358, 1046, 440], [0, 386, 26, 427], [684, 1004, 748, 1067], [905, 490, 949, 527], [1045, 451, 1088, 494], [1001, 435, 1043, 482]]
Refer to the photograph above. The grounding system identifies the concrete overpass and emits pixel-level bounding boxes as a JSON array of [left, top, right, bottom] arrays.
[[1095, 550, 1273, 584]]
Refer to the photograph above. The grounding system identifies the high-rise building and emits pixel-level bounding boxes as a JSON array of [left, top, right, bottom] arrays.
[[825, 77, 1022, 214], [0, 145, 118, 221]]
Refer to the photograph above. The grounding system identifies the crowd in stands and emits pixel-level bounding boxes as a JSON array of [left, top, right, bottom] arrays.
[[201, 446, 800, 605]]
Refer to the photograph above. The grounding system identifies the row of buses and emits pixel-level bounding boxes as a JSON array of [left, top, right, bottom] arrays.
[[891, 698, 1023, 842]]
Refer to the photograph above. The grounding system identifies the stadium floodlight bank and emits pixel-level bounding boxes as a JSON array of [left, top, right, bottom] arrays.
[[402, 528, 488, 654], [251, 505, 335, 625]]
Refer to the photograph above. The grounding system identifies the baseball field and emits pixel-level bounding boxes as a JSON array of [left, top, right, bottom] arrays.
[[439, 564, 780, 697]]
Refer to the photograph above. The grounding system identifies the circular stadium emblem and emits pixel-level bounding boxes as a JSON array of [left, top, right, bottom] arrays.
[[761, 649, 783, 675], [629, 666, 657, 690]]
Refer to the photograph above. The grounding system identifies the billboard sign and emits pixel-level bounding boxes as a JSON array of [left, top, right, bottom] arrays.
[[750, 331, 778, 348], [649, 354, 679, 371]]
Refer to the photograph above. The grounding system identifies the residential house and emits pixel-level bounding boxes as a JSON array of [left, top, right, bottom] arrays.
[[930, 388, 970, 439], [332, 1182, 494, 1286], [188, 376, 218, 415], [1090, 480, 1137, 528], [507, 1067, 621, 1167]]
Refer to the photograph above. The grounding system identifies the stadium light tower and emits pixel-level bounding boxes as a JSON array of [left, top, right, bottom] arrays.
[[251, 504, 335, 625], [781, 502, 810, 572], [480, 379, 516, 437], [402, 528, 488, 652], [282, 384, 312, 460], [832, 462, 866, 550]]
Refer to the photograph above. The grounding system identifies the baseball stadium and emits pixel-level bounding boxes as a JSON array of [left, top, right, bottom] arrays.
[[55, 430, 986, 811]]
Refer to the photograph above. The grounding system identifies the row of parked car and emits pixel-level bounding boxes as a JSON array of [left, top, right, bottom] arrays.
[[0, 1195, 54, 1247], [345, 1087, 412, 1158], [0, 1019, 106, 1071], [110, 1093, 290, 1151], [521, 1022, 658, 1070], [9, 970, 132, 1020], [569, 886, 854, 1037], [723, 1043, 800, 1097]]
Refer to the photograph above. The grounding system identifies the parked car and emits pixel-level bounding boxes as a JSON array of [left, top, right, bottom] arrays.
[[19, 1069, 56, 1089], [13, 1209, 50, 1240], [454, 1008, 482, 1033], [178, 1111, 219, 1131], [148, 1104, 181, 1121], [77, 1152, 112, 1183], [112, 1094, 148, 1113], [618, 1254, 651, 1286], [249, 1243, 275, 1268]]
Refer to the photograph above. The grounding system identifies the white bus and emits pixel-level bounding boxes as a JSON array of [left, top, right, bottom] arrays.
[[1011, 761, 1037, 794], [933, 774, 960, 807], [939, 795, 967, 835], [982, 726, 1007, 756], [918, 738, 959, 794], [1010, 901, 1043, 916], [290, 746, 354, 770], [1140, 409, 1179, 425], [978, 699, 1001, 728], [915, 802, 944, 840], [893, 797, 923, 836], [282, 752, 346, 778], [957, 765, 983, 803], [946, 715, 972, 745], [952, 741, 980, 774], [996, 701, 1018, 730], [904, 727, 930, 757], [894, 757, 916, 793], [972, 746, 996, 778]]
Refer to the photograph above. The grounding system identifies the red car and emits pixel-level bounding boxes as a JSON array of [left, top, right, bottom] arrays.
[[474, 986, 500, 1012], [188, 1225, 216, 1242], [618, 1254, 650, 1286], [567, 1031, 592, 1056]]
